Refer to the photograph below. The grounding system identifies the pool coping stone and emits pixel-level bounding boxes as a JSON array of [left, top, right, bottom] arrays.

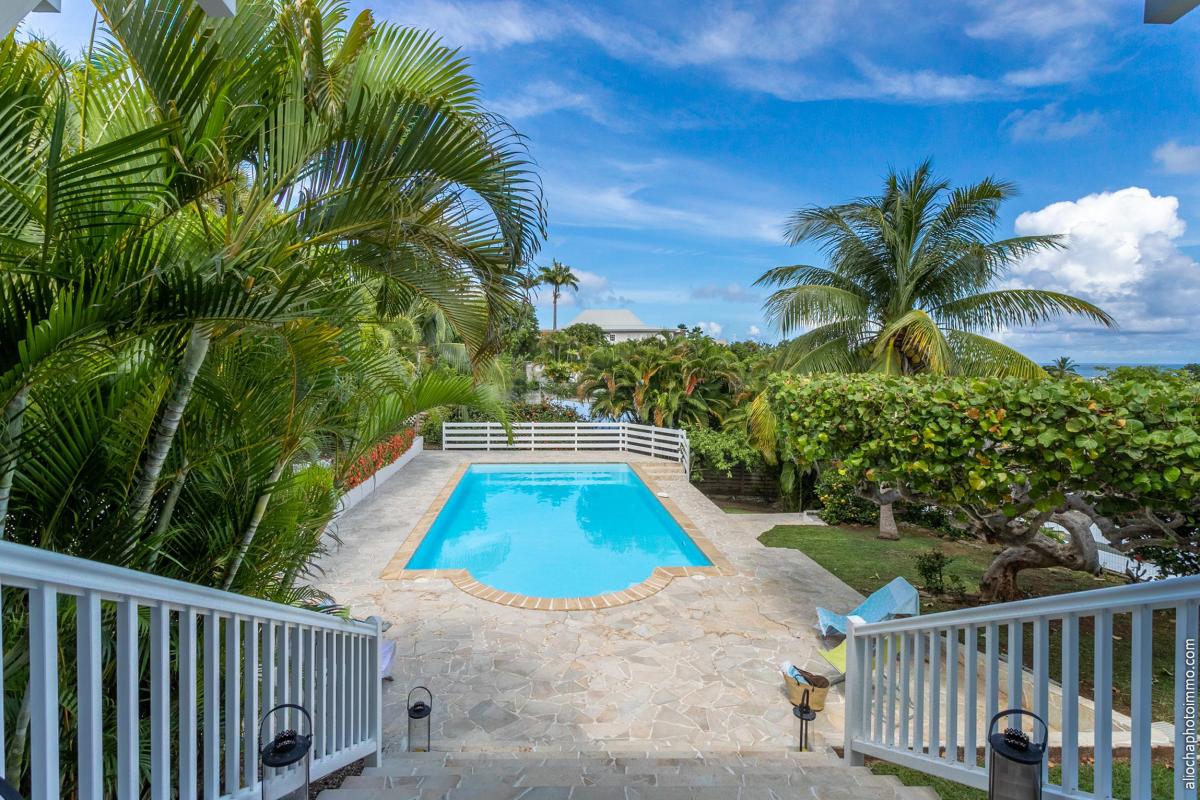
[[378, 459, 733, 610]]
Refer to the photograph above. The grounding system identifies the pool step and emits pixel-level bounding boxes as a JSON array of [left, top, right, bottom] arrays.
[[317, 750, 940, 799], [637, 462, 687, 480]]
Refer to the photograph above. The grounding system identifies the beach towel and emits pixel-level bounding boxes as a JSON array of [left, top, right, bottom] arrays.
[[816, 576, 919, 637]]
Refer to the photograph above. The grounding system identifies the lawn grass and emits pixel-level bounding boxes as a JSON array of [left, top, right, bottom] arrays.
[[717, 499, 776, 515], [759, 524, 1177, 720], [870, 760, 1175, 800]]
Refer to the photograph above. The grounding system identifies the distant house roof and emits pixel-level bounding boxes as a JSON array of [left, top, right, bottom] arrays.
[[565, 309, 668, 332]]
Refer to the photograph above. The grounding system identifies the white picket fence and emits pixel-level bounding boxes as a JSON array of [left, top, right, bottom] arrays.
[[0, 539, 382, 800], [843, 574, 1200, 800], [442, 422, 691, 476]]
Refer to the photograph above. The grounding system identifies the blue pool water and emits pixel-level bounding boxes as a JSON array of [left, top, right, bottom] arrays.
[[406, 464, 712, 597]]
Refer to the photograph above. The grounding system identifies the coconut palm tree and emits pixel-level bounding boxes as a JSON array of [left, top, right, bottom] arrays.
[[754, 162, 1114, 539], [538, 259, 579, 329], [1045, 356, 1081, 378], [756, 161, 1114, 378]]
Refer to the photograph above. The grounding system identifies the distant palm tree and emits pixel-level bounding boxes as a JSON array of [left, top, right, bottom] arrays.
[[538, 260, 580, 329], [1045, 356, 1081, 378], [517, 268, 542, 302], [756, 161, 1115, 378]]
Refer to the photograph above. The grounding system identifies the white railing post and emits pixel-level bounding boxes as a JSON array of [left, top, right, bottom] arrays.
[[368, 617, 383, 767], [843, 615, 866, 766], [0, 539, 384, 800], [29, 585, 59, 800]]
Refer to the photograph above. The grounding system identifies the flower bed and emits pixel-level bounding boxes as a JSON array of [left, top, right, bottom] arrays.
[[344, 428, 417, 489]]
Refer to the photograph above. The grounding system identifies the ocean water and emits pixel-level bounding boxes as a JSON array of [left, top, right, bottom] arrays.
[[1072, 363, 1190, 378], [406, 464, 711, 597]]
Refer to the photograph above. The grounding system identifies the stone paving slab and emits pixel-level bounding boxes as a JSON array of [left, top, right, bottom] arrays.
[[311, 450, 862, 755]]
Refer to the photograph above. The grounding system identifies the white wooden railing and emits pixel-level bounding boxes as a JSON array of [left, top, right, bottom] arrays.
[[843, 574, 1200, 799], [442, 421, 691, 476], [0, 539, 382, 800]]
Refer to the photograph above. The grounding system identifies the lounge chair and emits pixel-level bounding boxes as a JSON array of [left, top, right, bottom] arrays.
[[816, 577, 919, 637], [818, 640, 846, 674]]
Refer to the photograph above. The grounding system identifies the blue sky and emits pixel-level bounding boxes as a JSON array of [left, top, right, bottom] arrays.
[[22, 0, 1200, 362]]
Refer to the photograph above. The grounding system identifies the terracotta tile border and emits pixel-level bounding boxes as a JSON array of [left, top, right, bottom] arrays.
[[379, 459, 734, 610]]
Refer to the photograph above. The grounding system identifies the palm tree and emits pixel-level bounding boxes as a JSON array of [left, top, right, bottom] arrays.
[[755, 162, 1114, 539], [0, 0, 543, 554], [538, 259, 580, 329], [1045, 356, 1081, 378], [517, 268, 543, 302], [756, 161, 1114, 378]]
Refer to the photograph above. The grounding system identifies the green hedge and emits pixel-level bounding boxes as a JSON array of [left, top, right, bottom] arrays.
[[768, 374, 1200, 554]]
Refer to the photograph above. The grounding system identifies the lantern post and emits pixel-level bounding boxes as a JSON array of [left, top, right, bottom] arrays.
[[407, 686, 433, 752]]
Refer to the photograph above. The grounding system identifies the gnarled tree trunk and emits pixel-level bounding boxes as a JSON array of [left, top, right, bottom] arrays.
[[978, 510, 1100, 601]]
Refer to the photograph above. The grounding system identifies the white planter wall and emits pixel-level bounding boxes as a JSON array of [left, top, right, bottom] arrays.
[[336, 435, 423, 516]]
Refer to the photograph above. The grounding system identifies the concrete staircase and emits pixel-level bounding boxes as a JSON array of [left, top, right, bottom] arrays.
[[317, 749, 940, 799]]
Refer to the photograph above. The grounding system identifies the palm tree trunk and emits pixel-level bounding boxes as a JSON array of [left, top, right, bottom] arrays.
[[7, 681, 31, 777], [128, 325, 210, 529], [877, 502, 900, 540], [552, 286, 559, 330], [0, 386, 29, 540], [147, 458, 189, 570], [221, 456, 288, 591]]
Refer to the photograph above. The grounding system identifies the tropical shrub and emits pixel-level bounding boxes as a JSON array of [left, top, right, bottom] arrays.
[[420, 409, 446, 445], [686, 426, 766, 480], [576, 330, 744, 428], [343, 429, 417, 489], [814, 471, 877, 525], [768, 373, 1200, 600], [914, 548, 954, 594]]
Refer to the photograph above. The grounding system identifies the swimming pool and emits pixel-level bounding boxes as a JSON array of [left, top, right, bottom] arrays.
[[405, 464, 712, 598]]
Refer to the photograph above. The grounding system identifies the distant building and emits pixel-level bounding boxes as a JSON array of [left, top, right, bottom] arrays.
[[558, 309, 672, 343]]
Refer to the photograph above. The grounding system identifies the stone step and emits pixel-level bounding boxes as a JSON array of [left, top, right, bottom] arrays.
[[319, 786, 919, 800], [320, 749, 940, 800]]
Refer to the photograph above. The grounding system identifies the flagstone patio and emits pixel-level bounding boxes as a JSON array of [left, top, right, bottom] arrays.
[[311, 450, 863, 756]]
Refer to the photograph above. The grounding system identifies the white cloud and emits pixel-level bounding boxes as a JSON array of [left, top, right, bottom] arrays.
[[546, 174, 786, 244], [748, 324, 762, 337], [492, 80, 614, 126], [1153, 140, 1200, 174], [1003, 103, 1103, 142], [965, 0, 1113, 40], [1010, 188, 1200, 340], [696, 321, 723, 336], [398, 0, 555, 50], [1014, 188, 1185, 294], [691, 283, 759, 303]]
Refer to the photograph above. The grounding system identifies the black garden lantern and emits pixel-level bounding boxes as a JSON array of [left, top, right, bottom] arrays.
[[407, 686, 433, 752], [0, 776, 24, 800], [987, 709, 1047, 800], [259, 704, 313, 800], [792, 690, 818, 753]]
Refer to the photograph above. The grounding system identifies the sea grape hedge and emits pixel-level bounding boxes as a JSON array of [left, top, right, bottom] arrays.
[[767, 373, 1200, 595]]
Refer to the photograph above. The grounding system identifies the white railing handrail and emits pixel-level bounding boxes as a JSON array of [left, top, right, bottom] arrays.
[[0, 539, 376, 633], [0, 539, 382, 800], [843, 572, 1200, 800], [857, 573, 1200, 635], [441, 421, 691, 477]]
